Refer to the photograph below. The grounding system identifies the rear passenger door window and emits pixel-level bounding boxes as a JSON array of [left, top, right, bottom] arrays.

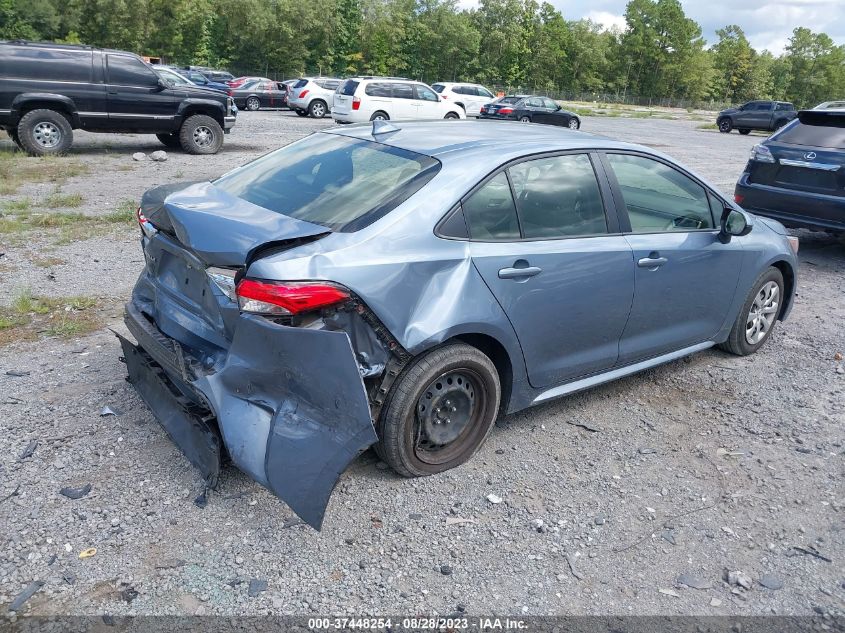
[[509, 154, 607, 238], [606, 153, 714, 232], [462, 172, 520, 240]]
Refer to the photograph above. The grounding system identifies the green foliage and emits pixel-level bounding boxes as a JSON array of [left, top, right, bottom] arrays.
[[1, 0, 843, 106]]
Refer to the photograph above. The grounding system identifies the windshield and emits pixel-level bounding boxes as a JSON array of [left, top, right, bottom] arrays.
[[214, 133, 441, 232]]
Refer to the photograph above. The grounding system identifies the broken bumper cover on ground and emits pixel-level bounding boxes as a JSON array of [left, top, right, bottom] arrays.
[[119, 303, 378, 530]]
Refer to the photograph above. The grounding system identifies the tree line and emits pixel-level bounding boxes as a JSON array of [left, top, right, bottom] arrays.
[[2, 0, 844, 108]]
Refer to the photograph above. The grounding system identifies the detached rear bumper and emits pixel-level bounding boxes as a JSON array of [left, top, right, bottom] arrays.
[[120, 303, 378, 529]]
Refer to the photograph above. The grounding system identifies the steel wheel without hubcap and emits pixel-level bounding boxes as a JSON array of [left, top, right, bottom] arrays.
[[33, 121, 62, 148], [745, 281, 779, 345], [192, 125, 214, 149], [414, 369, 486, 465]]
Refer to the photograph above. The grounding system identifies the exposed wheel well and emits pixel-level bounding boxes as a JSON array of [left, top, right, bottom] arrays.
[[771, 260, 795, 319], [17, 101, 75, 127], [452, 333, 513, 413]]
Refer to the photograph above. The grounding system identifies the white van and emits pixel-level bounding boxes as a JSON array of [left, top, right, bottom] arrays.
[[332, 77, 465, 123]]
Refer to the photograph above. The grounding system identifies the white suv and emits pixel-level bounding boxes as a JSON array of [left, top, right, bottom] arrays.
[[431, 82, 496, 117], [289, 77, 342, 118], [332, 78, 466, 123]]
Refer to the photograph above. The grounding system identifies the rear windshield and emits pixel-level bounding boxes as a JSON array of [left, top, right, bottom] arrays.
[[214, 133, 441, 232], [338, 79, 359, 96], [498, 96, 521, 104], [432, 84, 445, 93], [293, 79, 308, 89], [775, 115, 845, 149]]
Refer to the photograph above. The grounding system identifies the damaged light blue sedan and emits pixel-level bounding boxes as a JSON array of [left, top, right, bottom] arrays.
[[120, 120, 799, 529]]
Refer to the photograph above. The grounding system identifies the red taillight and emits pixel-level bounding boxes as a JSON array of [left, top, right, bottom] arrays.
[[298, 89, 309, 99], [441, 94, 448, 99], [227, 89, 233, 96], [734, 193, 744, 204], [499, 107, 513, 115], [236, 279, 350, 315], [137, 207, 156, 238], [352, 96, 361, 111]]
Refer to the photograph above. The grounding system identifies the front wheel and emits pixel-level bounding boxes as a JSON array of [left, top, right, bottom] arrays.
[[178, 114, 224, 155], [376, 343, 501, 477], [245, 96, 261, 111], [568, 117, 580, 129], [718, 118, 733, 133], [719, 267, 784, 356]]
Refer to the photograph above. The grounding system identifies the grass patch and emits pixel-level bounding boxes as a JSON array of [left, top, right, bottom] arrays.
[[3, 197, 32, 212], [698, 122, 718, 130], [44, 192, 84, 209], [0, 198, 136, 242], [0, 289, 102, 345], [102, 199, 137, 224], [0, 150, 90, 195]]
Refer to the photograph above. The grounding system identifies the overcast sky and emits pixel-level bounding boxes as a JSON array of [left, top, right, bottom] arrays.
[[463, 0, 845, 54]]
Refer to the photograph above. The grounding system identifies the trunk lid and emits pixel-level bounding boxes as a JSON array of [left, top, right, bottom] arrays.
[[141, 181, 329, 267]]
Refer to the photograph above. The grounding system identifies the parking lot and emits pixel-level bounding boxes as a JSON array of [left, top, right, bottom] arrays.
[[1, 112, 843, 618]]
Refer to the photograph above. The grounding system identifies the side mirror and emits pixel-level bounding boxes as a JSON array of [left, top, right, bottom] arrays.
[[719, 206, 752, 243], [156, 78, 169, 91]]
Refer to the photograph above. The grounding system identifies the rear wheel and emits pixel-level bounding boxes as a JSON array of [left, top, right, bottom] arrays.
[[718, 118, 733, 133], [309, 100, 327, 118], [376, 343, 500, 477], [719, 267, 784, 356], [519, 115, 532, 123], [370, 111, 389, 121], [444, 112, 460, 120], [245, 96, 261, 111], [178, 114, 224, 155], [739, 128, 751, 135], [17, 109, 73, 156], [156, 133, 181, 148]]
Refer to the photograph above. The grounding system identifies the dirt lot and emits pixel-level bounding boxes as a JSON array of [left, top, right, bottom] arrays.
[[1, 112, 843, 619]]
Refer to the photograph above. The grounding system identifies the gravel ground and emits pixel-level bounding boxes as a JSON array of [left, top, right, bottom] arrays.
[[1, 112, 843, 619]]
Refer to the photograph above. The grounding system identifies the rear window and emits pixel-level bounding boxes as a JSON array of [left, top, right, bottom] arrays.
[[774, 115, 845, 149], [214, 133, 441, 232], [338, 80, 359, 96], [499, 96, 521, 104], [1, 45, 93, 82], [432, 84, 445, 93], [293, 79, 308, 89]]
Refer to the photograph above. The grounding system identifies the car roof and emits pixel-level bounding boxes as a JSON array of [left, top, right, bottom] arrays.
[[324, 120, 656, 164]]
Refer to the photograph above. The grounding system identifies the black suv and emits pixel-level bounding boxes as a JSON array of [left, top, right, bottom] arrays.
[[716, 100, 797, 135], [0, 41, 237, 156]]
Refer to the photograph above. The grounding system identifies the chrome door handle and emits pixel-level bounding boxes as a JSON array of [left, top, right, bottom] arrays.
[[498, 266, 542, 279], [637, 256, 668, 268]]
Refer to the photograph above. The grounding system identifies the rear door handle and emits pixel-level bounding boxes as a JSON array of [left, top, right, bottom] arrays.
[[499, 266, 542, 279], [637, 256, 668, 268]]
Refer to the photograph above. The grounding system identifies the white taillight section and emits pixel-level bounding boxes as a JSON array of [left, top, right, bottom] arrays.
[[136, 207, 157, 238], [787, 236, 799, 254], [750, 144, 775, 163], [206, 268, 238, 301]]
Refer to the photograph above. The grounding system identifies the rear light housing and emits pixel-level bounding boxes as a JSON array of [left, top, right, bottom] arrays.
[[136, 206, 157, 238], [298, 89, 309, 99], [236, 279, 350, 316], [734, 193, 744, 205], [750, 144, 775, 163], [499, 107, 513, 115], [352, 96, 361, 111]]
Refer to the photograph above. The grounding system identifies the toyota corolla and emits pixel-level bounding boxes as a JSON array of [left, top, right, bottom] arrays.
[[121, 120, 799, 529]]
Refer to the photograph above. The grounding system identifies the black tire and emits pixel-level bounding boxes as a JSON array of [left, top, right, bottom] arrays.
[[444, 112, 460, 120], [308, 99, 327, 118], [376, 342, 501, 478], [156, 133, 181, 148], [719, 267, 784, 356], [718, 118, 733, 133], [519, 115, 532, 123], [295, 109, 308, 117], [370, 111, 389, 121], [178, 114, 224, 155], [739, 129, 751, 135], [568, 117, 580, 130], [16, 109, 73, 156], [245, 96, 261, 111]]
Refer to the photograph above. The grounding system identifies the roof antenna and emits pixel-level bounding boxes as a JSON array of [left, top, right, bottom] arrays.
[[372, 119, 400, 136]]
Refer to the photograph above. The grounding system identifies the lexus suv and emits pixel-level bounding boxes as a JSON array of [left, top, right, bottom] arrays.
[[0, 40, 237, 155]]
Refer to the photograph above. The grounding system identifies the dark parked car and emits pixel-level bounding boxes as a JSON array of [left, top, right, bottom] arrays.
[[121, 121, 797, 529], [735, 109, 845, 233], [717, 100, 796, 134], [182, 69, 231, 94], [480, 95, 580, 129], [231, 80, 289, 111], [0, 41, 237, 155]]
